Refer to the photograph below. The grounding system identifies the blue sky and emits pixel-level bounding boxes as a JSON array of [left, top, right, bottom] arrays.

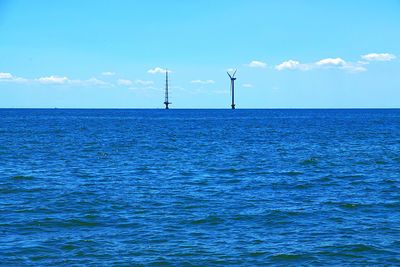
[[0, 0, 399, 108]]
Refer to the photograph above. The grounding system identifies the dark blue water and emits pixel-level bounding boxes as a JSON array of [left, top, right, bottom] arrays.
[[1, 109, 399, 265]]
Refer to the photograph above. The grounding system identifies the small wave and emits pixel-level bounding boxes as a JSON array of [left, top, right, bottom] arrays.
[[0, 187, 44, 194], [316, 176, 332, 182], [249, 251, 269, 257], [336, 174, 364, 179], [275, 210, 303, 216], [11, 175, 34, 180], [270, 253, 309, 261], [339, 202, 374, 210], [347, 244, 378, 253], [340, 203, 361, 209], [182, 204, 204, 210], [294, 183, 313, 189], [231, 214, 256, 221], [282, 171, 304, 176], [189, 215, 224, 225], [97, 151, 109, 158], [301, 157, 318, 165], [224, 178, 242, 184], [61, 244, 78, 251], [322, 201, 367, 209], [29, 218, 101, 228], [318, 243, 384, 255], [217, 168, 241, 174], [148, 260, 170, 266], [64, 219, 101, 227], [116, 222, 142, 228]]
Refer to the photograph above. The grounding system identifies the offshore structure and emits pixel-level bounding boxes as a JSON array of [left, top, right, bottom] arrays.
[[164, 70, 171, 109], [162, 69, 238, 109], [227, 69, 237, 109]]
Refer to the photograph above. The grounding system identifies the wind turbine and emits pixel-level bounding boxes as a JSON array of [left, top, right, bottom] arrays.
[[227, 69, 237, 109]]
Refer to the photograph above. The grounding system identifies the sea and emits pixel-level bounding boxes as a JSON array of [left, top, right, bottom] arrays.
[[0, 109, 399, 266]]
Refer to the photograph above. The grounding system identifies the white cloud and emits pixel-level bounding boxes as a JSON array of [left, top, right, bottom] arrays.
[[316, 58, 369, 73], [148, 67, 170, 74], [0, 72, 13, 79], [275, 54, 394, 73], [276, 58, 367, 73], [361, 53, 396, 61], [117, 79, 133, 86], [316, 58, 346, 66], [276, 60, 300, 70], [275, 60, 310, 71], [135, 80, 154, 86], [341, 61, 369, 73], [101, 71, 115, 76], [0, 73, 113, 86], [12, 77, 29, 83], [342, 65, 367, 73], [247, 60, 267, 68], [242, 83, 253, 88], [68, 78, 110, 87], [85, 78, 110, 86], [0, 72, 29, 83], [191, 79, 215, 84], [37, 76, 69, 84]]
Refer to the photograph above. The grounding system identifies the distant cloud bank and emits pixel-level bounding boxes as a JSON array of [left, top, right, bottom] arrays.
[[0, 73, 112, 86], [0, 52, 396, 92], [0, 71, 158, 91], [274, 53, 396, 73]]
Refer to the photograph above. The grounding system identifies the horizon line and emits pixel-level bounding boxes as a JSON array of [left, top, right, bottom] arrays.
[[1, 107, 399, 110]]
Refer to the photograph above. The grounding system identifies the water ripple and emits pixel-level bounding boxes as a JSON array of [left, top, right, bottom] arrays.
[[0, 109, 399, 265]]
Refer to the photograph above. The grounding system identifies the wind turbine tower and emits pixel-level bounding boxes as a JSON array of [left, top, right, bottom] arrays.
[[164, 70, 171, 109], [227, 70, 237, 109]]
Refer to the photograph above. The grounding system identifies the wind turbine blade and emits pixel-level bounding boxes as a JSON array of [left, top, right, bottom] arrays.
[[233, 69, 237, 77], [227, 72, 232, 78]]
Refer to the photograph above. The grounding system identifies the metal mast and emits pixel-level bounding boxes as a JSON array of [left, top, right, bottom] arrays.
[[227, 70, 237, 109], [164, 69, 171, 109]]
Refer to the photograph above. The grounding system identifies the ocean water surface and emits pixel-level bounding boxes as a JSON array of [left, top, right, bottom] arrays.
[[0, 109, 399, 265]]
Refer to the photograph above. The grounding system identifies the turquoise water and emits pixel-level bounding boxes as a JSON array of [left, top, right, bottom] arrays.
[[1, 109, 399, 265]]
